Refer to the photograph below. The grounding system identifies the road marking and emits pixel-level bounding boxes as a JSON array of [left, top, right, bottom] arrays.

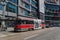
[[0, 35, 7, 37], [0, 33, 19, 38], [24, 34, 39, 40], [8, 33, 18, 35]]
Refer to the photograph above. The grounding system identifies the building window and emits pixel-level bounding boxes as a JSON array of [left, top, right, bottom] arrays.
[[45, 12, 54, 16], [0, 0, 5, 2], [33, 12, 37, 18], [24, 10, 30, 16], [8, 0, 18, 4], [45, 4, 59, 11], [18, 0, 25, 6], [31, 6, 36, 11], [31, 0, 36, 6], [0, 4, 3, 10], [45, 16, 52, 20], [18, 7, 24, 15], [57, 14, 60, 16], [25, 3, 30, 9], [6, 2, 17, 13], [27, 0, 30, 3], [51, 0, 58, 3], [46, 0, 58, 3], [20, 8, 24, 14]]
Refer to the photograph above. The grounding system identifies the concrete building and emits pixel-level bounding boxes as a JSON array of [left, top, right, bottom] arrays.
[[45, 0, 60, 26], [39, 0, 45, 22], [0, 0, 40, 29], [45, 0, 59, 5]]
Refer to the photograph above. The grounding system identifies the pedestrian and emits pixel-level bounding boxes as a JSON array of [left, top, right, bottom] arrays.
[[1, 21, 7, 31]]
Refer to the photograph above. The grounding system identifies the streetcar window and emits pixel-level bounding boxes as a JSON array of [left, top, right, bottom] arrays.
[[17, 20, 21, 24], [26, 20, 34, 24], [15, 20, 34, 24], [15, 20, 21, 25], [21, 20, 26, 24]]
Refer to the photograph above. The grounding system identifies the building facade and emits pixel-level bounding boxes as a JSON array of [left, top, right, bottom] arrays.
[[39, 0, 45, 22], [0, 0, 40, 28], [45, 0, 60, 26]]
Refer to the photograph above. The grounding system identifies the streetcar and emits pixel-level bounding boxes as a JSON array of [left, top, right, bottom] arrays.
[[14, 18, 42, 31], [14, 19, 34, 31]]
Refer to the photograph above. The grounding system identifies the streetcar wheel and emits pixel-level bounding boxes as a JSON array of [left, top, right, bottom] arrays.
[[14, 28, 18, 32], [28, 28, 34, 31]]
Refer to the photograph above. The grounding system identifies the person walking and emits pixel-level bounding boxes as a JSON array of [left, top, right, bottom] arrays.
[[1, 21, 7, 31]]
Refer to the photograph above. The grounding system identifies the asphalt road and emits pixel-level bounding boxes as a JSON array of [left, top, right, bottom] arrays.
[[26, 27, 60, 40], [0, 27, 60, 40]]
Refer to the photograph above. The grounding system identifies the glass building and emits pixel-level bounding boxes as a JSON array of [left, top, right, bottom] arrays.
[[0, 0, 40, 27], [45, 0, 60, 26]]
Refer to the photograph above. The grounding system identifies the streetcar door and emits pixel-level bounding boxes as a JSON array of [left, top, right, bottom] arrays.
[[34, 20, 39, 29], [38, 20, 42, 29]]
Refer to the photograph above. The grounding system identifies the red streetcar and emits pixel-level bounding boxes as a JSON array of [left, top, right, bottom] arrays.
[[14, 20, 34, 31], [14, 16, 42, 31]]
